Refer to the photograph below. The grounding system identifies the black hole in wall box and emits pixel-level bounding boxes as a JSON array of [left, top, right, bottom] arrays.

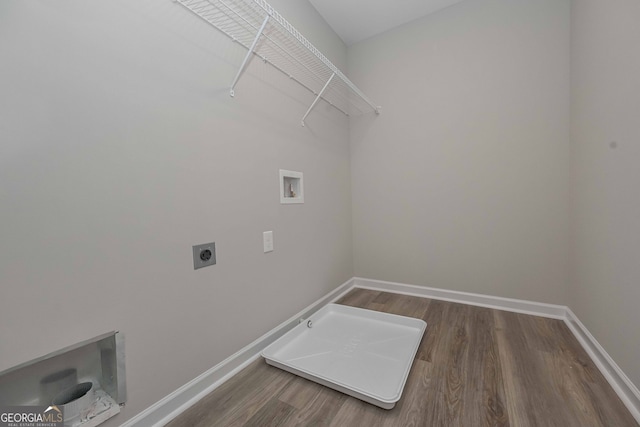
[[200, 249, 212, 261], [52, 382, 93, 405]]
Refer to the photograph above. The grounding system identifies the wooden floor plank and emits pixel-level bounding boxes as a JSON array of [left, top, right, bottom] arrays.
[[278, 376, 326, 410], [334, 287, 380, 308], [378, 359, 433, 427], [278, 377, 347, 426], [461, 306, 509, 427], [243, 398, 295, 427], [415, 299, 450, 363], [440, 302, 469, 425], [165, 360, 293, 427], [375, 292, 431, 319], [495, 311, 573, 427], [167, 289, 639, 427], [328, 394, 387, 427]]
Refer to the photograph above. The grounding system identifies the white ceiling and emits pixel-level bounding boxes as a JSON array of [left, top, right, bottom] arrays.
[[308, 0, 466, 46]]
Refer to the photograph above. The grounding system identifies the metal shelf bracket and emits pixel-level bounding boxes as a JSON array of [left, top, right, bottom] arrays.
[[230, 14, 270, 97], [301, 73, 335, 126]]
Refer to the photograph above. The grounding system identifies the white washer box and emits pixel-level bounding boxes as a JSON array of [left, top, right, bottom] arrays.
[[279, 169, 304, 204]]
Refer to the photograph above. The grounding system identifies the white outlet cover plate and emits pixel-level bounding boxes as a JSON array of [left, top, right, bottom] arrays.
[[263, 231, 274, 253]]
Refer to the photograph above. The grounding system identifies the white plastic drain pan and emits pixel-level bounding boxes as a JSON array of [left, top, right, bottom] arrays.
[[262, 304, 427, 409]]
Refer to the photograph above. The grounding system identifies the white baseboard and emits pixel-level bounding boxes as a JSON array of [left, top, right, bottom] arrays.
[[122, 276, 640, 426], [564, 308, 640, 423], [352, 277, 567, 319], [120, 278, 355, 427]]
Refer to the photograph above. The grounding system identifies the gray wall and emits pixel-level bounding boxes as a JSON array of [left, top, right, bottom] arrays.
[[0, 0, 352, 423], [348, 0, 571, 304], [570, 0, 640, 388]]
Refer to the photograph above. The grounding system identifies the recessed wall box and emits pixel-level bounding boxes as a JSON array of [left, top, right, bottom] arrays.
[[193, 242, 216, 270], [280, 170, 304, 204], [0, 331, 126, 427]]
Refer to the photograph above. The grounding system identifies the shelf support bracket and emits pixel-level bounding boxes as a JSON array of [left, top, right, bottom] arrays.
[[230, 14, 270, 97], [301, 72, 335, 127]]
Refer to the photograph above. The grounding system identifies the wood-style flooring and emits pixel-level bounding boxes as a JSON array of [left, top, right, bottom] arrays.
[[167, 289, 638, 426]]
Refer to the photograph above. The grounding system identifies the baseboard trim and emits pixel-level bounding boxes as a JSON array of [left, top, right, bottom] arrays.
[[564, 308, 640, 423], [353, 277, 568, 319], [123, 276, 640, 426], [121, 277, 355, 427]]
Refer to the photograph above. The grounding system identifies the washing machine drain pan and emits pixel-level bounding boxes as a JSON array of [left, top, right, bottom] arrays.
[[262, 303, 426, 409]]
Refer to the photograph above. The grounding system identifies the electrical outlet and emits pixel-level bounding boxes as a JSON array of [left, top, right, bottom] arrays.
[[263, 231, 274, 253], [193, 242, 216, 270]]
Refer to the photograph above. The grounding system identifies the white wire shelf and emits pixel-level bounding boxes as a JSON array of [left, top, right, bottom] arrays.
[[176, 0, 381, 126]]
